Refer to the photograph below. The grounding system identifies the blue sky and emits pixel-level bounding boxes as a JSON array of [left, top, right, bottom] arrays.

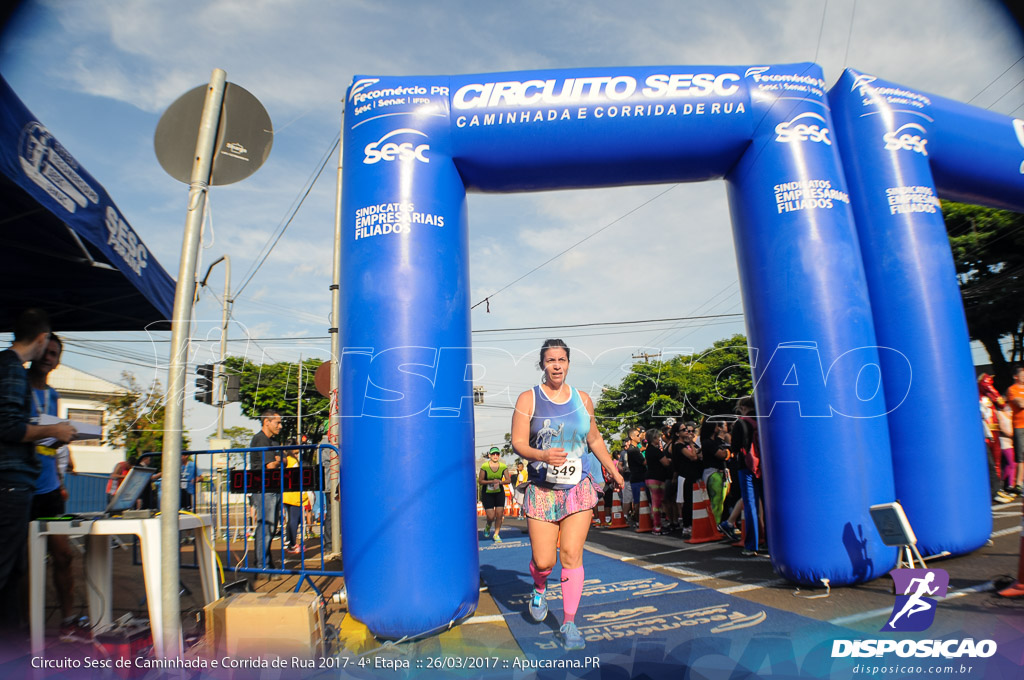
[[1, 0, 1022, 451]]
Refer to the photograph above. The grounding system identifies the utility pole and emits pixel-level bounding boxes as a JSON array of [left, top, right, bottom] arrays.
[[297, 354, 303, 440], [632, 351, 662, 364], [200, 254, 231, 441]]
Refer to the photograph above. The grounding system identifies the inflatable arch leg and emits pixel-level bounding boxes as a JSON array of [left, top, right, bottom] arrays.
[[829, 70, 996, 557], [724, 70, 897, 585]]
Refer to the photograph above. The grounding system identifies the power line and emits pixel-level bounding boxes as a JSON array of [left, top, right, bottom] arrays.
[[74, 311, 744, 344], [986, 74, 1024, 111], [473, 312, 743, 334], [813, 0, 830, 65], [233, 135, 340, 300], [841, 0, 857, 69], [967, 54, 1024, 104], [469, 184, 679, 310]]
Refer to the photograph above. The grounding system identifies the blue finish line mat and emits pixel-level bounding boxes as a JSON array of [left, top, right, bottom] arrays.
[[479, 528, 854, 678]]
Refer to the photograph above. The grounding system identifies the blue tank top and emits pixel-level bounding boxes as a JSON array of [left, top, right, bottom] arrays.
[[30, 386, 61, 495], [527, 384, 592, 490]]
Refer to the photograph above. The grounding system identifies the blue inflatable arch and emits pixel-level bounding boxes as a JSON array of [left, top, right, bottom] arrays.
[[339, 63, 1024, 639]]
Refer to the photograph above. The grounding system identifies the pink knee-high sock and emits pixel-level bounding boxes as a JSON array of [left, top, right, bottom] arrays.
[[560, 566, 584, 624], [530, 561, 552, 592]]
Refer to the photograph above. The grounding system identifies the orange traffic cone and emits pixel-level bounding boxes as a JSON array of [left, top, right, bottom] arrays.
[[733, 515, 745, 547], [998, 499, 1024, 597], [477, 501, 484, 517], [686, 481, 724, 544], [636, 488, 653, 533], [608, 491, 628, 529], [504, 486, 514, 516], [592, 503, 607, 527]]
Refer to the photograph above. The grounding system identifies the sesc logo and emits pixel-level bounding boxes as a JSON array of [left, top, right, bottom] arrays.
[[775, 112, 832, 145], [363, 129, 430, 165], [883, 123, 928, 156]]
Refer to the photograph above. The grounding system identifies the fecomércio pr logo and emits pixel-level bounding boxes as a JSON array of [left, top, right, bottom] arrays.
[[882, 568, 948, 632]]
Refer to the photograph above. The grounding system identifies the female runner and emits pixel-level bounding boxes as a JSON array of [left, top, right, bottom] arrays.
[[511, 339, 624, 650]]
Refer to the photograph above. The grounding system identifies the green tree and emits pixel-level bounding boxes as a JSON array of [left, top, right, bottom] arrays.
[[221, 425, 254, 448], [104, 372, 189, 459], [222, 356, 330, 443], [595, 334, 753, 447], [943, 201, 1024, 388]]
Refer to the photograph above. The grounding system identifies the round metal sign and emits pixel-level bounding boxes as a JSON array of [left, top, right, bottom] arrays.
[[154, 82, 273, 185], [314, 361, 333, 397]]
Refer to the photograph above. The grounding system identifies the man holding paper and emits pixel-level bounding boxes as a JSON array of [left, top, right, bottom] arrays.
[[0, 309, 74, 635], [27, 333, 82, 639]]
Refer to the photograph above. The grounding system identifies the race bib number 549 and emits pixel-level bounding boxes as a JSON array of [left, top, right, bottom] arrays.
[[545, 456, 582, 486]]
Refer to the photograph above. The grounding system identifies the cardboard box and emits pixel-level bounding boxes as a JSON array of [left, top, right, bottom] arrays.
[[205, 592, 324, 659]]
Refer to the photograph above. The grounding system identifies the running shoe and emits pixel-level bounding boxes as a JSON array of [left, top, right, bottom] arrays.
[[994, 491, 1014, 504], [483, 525, 492, 539], [718, 521, 739, 541], [528, 588, 548, 622], [559, 621, 586, 651], [493, 533, 502, 543]]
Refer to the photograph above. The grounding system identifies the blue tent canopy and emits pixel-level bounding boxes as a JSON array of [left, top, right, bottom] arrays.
[[0, 75, 175, 331]]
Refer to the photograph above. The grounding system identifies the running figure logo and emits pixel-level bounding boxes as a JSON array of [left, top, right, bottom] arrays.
[[535, 419, 563, 450], [881, 568, 949, 632]]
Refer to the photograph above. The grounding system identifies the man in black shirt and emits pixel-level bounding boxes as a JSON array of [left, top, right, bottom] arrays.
[[0, 309, 75, 633], [250, 409, 283, 571], [623, 427, 646, 526]]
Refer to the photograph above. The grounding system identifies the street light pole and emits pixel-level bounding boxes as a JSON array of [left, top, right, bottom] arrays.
[[200, 254, 232, 440], [328, 111, 344, 557], [160, 67, 225, 658]]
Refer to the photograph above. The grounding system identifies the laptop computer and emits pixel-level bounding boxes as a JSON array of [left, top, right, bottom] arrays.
[[105, 466, 158, 515], [67, 466, 158, 520]]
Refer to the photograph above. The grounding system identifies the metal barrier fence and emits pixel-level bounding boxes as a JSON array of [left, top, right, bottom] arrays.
[[132, 443, 342, 594]]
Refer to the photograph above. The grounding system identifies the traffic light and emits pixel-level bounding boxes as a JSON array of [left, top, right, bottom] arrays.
[[225, 373, 241, 402], [195, 364, 214, 404]]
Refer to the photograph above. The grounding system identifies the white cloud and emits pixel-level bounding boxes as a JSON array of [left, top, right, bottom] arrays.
[[2, 0, 1021, 443]]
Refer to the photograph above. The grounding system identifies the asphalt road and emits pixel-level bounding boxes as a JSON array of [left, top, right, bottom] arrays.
[[495, 498, 1024, 638]]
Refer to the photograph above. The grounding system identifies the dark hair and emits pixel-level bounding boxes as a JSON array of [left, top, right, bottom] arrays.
[[698, 417, 717, 442], [260, 408, 281, 421], [1016, 366, 1024, 376], [735, 396, 756, 414], [538, 339, 570, 369], [29, 333, 62, 371], [13, 308, 50, 344]]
